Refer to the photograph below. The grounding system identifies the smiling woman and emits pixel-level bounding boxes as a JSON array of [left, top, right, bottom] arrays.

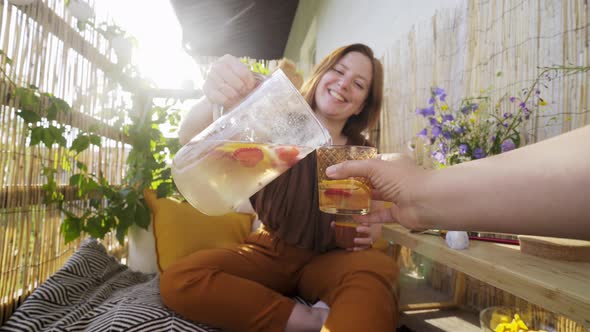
[[95, 0, 202, 89], [159, 43, 395, 332]]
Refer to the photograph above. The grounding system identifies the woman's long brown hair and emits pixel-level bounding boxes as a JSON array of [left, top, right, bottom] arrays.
[[299, 44, 384, 146]]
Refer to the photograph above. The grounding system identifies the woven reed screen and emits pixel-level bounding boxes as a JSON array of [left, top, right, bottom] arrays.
[[0, 0, 130, 323], [382, 1, 589, 329], [379, 0, 589, 156]]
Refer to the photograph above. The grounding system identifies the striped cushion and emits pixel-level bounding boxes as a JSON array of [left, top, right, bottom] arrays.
[[1, 239, 311, 332]]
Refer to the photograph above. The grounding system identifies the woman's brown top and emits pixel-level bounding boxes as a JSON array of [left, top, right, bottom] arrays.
[[250, 135, 372, 252]]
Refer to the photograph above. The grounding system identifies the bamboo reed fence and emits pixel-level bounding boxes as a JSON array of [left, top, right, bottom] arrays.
[[0, 0, 130, 323], [381, 0, 589, 330], [380, 0, 589, 156]]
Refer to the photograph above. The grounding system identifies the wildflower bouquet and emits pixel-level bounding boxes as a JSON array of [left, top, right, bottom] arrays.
[[415, 65, 588, 167]]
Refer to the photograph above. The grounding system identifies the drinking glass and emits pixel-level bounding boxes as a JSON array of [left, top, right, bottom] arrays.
[[316, 145, 377, 215]]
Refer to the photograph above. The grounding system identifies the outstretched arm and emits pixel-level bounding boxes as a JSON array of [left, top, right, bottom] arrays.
[[178, 97, 216, 145], [326, 125, 590, 240]]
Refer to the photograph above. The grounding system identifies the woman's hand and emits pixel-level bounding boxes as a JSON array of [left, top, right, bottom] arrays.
[[352, 223, 382, 251], [331, 222, 382, 251], [202, 54, 258, 109]]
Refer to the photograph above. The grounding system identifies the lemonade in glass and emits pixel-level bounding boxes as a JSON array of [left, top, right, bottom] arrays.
[[316, 145, 376, 215], [318, 178, 372, 215]]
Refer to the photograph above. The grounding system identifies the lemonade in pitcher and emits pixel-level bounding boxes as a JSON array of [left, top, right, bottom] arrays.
[[172, 139, 313, 216]]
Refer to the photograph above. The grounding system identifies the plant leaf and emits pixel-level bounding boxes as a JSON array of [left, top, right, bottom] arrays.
[[76, 161, 88, 172], [41, 127, 58, 148], [71, 135, 90, 154], [156, 182, 173, 198], [53, 97, 71, 114], [61, 216, 82, 244], [86, 215, 110, 239], [69, 173, 83, 187], [89, 134, 102, 146], [135, 200, 150, 229], [46, 102, 59, 121], [17, 109, 41, 124], [30, 127, 43, 146]]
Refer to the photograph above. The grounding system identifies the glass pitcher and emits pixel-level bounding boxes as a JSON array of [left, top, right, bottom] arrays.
[[172, 69, 332, 216]]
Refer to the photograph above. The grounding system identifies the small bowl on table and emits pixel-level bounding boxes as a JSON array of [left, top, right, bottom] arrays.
[[479, 306, 557, 332]]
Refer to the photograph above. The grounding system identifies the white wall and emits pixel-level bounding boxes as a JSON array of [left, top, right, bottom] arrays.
[[285, 0, 465, 63]]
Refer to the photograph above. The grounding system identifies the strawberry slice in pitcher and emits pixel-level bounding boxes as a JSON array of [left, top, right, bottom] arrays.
[[233, 147, 264, 167], [275, 146, 300, 167]]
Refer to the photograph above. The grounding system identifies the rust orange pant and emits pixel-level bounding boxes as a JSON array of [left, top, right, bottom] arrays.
[[160, 229, 399, 332]]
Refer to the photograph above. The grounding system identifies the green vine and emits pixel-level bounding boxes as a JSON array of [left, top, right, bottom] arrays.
[[2, 46, 181, 245]]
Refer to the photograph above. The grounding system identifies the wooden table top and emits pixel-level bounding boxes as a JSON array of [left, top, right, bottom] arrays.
[[382, 224, 590, 328]]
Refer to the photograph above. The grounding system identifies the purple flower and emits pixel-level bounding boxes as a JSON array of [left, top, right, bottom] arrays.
[[440, 93, 447, 102], [503, 122, 509, 128], [473, 148, 486, 159], [433, 87, 446, 96], [503, 113, 513, 119], [416, 128, 428, 139], [428, 97, 435, 104], [519, 102, 526, 108], [442, 114, 454, 123], [455, 126, 465, 134], [416, 106, 435, 117], [501, 139, 516, 152], [490, 135, 496, 142], [509, 96, 516, 103], [459, 144, 468, 155], [431, 125, 442, 137], [429, 117, 440, 126], [461, 103, 479, 114], [523, 108, 531, 120], [432, 151, 446, 163], [442, 131, 452, 139]]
